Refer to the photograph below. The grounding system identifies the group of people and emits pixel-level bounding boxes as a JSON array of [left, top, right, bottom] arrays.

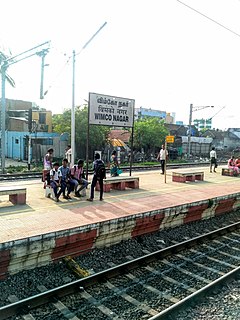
[[156, 144, 240, 176], [228, 155, 240, 174], [43, 147, 122, 202], [43, 149, 91, 202], [210, 147, 240, 175]]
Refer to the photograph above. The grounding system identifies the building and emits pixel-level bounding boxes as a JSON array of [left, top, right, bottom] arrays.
[[3, 98, 53, 133], [135, 107, 174, 124], [0, 99, 69, 162], [0, 131, 69, 162]]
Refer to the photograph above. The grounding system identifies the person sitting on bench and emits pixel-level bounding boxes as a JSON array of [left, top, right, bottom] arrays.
[[110, 150, 119, 177], [71, 159, 89, 197], [50, 162, 61, 202], [228, 156, 239, 174], [57, 158, 75, 200]]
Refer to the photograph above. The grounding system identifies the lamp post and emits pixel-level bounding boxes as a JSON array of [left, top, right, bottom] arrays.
[[187, 104, 214, 159]]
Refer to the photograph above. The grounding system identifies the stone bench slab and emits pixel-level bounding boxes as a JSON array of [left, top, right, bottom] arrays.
[[96, 176, 139, 192], [0, 187, 27, 205], [172, 172, 204, 183]]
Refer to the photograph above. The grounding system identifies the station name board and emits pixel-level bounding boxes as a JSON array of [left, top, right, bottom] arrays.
[[89, 93, 134, 128]]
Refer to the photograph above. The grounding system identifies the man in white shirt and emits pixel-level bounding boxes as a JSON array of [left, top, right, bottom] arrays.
[[65, 145, 72, 165], [157, 144, 168, 174], [210, 147, 217, 173]]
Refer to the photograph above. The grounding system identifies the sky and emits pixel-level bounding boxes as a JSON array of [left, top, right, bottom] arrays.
[[1, 0, 240, 130]]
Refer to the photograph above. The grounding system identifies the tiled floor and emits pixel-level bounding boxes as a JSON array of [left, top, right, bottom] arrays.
[[0, 166, 239, 243]]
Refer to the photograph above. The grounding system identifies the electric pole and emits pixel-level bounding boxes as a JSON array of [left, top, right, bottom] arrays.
[[37, 48, 49, 99]]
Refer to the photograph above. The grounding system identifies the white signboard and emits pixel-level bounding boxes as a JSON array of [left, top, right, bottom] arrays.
[[89, 92, 134, 127]]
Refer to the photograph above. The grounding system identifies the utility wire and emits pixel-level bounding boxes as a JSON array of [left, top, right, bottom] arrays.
[[176, 0, 240, 39], [43, 53, 72, 96]]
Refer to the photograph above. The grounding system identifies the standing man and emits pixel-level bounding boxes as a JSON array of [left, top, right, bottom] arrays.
[[87, 153, 106, 202], [157, 144, 168, 175], [65, 145, 72, 165], [210, 147, 217, 173]]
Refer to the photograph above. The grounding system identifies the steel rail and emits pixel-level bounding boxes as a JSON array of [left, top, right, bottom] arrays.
[[0, 221, 239, 320], [149, 267, 240, 320]]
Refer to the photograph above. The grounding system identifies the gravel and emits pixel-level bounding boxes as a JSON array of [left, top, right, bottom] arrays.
[[0, 210, 239, 310], [173, 277, 240, 320]]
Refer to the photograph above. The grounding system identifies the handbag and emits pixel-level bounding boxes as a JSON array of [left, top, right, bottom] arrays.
[[117, 169, 123, 175]]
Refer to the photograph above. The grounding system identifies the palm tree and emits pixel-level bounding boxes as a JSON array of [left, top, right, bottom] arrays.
[[0, 51, 15, 87]]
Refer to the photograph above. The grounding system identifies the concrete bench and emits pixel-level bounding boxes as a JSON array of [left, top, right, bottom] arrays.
[[222, 168, 239, 177], [0, 186, 27, 205], [96, 176, 139, 192], [172, 171, 204, 183]]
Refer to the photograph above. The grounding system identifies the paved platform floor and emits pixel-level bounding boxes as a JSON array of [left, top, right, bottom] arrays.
[[0, 166, 239, 244]]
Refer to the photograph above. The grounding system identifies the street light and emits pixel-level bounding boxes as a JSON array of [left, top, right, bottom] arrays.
[[71, 22, 107, 166], [187, 104, 214, 159]]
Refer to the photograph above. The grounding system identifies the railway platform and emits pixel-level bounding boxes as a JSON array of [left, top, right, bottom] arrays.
[[0, 165, 240, 278]]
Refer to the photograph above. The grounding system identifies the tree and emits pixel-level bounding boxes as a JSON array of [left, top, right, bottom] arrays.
[[133, 117, 169, 155], [52, 105, 110, 159]]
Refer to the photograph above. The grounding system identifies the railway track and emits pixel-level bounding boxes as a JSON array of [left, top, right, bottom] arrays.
[[0, 161, 223, 181], [1, 221, 239, 320]]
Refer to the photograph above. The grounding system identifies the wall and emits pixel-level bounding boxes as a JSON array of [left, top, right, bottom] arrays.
[[0, 131, 69, 161]]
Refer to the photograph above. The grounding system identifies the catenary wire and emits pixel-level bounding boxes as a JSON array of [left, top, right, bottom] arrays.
[[176, 0, 240, 39]]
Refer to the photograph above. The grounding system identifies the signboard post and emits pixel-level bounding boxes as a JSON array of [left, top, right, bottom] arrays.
[[164, 136, 175, 183]]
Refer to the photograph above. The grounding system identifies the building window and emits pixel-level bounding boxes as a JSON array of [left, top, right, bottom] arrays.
[[37, 138, 53, 145], [39, 113, 46, 124], [15, 139, 19, 144]]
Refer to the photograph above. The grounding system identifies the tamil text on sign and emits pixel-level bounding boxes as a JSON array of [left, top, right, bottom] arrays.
[[89, 93, 134, 127]]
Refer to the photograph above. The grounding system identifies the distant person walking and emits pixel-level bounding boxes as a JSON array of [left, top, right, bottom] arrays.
[[157, 144, 168, 174], [210, 147, 217, 173], [87, 153, 106, 202]]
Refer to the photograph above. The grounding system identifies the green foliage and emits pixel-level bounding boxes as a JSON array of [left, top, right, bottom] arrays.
[[52, 109, 71, 134], [52, 106, 110, 159], [133, 118, 169, 154], [6, 165, 28, 173]]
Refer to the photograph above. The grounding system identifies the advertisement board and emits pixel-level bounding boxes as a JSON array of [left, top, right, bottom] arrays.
[[89, 92, 134, 127]]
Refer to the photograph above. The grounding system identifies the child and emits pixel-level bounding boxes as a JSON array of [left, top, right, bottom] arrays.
[[50, 162, 61, 202], [57, 159, 75, 200], [71, 159, 89, 197]]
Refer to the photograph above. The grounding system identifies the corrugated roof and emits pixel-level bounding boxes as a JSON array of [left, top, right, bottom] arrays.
[[110, 138, 126, 147], [109, 130, 131, 142]]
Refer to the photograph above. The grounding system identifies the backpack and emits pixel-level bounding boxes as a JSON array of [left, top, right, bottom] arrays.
[[96, 161, 106, 179]]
